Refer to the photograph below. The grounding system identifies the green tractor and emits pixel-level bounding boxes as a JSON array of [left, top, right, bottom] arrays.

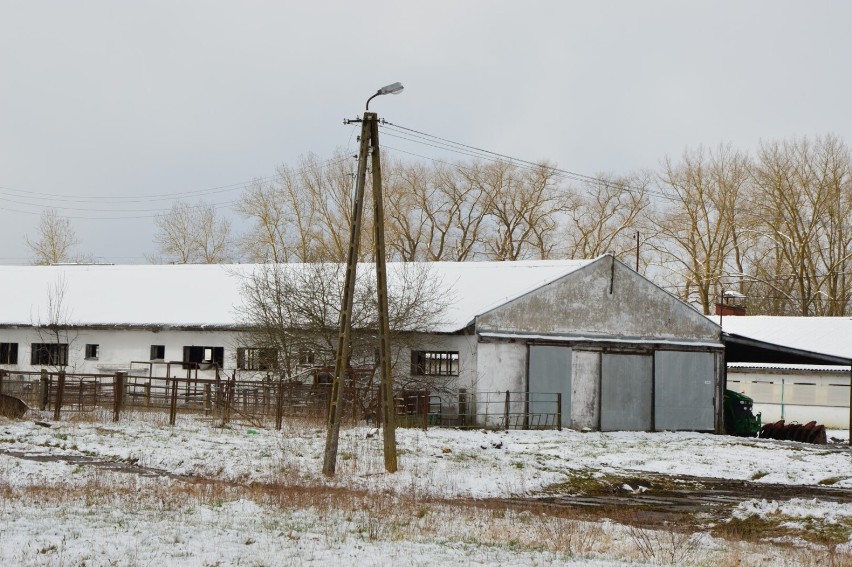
[[723, 389, 761, 437]]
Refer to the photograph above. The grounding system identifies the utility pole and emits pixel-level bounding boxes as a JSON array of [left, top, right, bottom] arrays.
[[635, 231, 640, 272], [323, 83, 402, 476]]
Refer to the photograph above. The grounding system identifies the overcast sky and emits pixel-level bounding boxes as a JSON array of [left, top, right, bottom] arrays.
[[1, 1, 850, 264]]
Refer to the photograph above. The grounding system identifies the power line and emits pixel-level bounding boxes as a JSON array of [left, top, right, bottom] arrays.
[[379, 121, 675, 203]]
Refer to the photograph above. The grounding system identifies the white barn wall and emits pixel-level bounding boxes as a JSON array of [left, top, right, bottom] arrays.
[[475, 341, 526, 427], [728, 368, 851, 429], [0, 327, 243, 378]]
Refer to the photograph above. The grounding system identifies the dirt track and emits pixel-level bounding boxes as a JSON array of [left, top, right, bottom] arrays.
[[3, 446, 850, 529]]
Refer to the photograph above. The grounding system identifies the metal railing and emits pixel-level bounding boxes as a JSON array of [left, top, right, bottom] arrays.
[[0, 370, 563, 431]]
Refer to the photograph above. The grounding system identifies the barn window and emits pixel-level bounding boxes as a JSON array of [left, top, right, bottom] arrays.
[[237, 347, 278, 371], [410, 350, 459, 376], [298, 348, 316, 366], [31, 343, 69, 366], [150, 345, 165, 360], [85, 344, 99, 360], [0, 343, 18, 364], [182, 346, 224, 369]]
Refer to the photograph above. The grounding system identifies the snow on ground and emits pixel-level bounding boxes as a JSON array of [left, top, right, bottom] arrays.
[[2, 417, 849, 496], [1, 415, 850, 565]]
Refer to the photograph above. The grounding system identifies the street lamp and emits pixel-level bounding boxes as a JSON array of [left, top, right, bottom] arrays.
[[366, 82, 404, 110], [324, 83, 403, 476]]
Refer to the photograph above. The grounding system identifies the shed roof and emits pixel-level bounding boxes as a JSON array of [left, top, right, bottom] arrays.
[[710, 316, 852, 366], [0, 260, 593, 333]]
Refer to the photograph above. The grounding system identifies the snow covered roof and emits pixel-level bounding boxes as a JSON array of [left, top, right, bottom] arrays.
[[711, 315, 852, 360], [0, 260, 594, 333]]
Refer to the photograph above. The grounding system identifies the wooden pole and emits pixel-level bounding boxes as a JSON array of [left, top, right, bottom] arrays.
[[370, 114, 397, 472], [169, 378, 178, 426], [112, 372, 122, 422], [323, 114, 371, 477], [275, 379, 285, 431], [556, 392, 562, 431], [40, 369, 49, 411], [53, 371, 65, 421], [504, 390, 510, 431]]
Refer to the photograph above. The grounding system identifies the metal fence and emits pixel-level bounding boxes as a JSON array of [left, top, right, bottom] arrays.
[[0, 369, 562, 431]]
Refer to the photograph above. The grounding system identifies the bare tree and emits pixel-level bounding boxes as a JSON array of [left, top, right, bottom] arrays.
[[236, 263, 452, 391], [26, 209, 80, 265], [649, 145, 750, 314], [153, 200, 233, 263], [479, 160, 563, 261], [562, 173, 651, 262], [31, 275, 79, 372], [747, 135, 852, 315]]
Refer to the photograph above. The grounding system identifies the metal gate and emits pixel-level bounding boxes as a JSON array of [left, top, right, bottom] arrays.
[[528, 345, 571, 426], [601, 353, 653, 431], [654, 351, 715, 431]]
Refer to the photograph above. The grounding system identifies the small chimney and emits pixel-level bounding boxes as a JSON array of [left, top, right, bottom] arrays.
[[716, 290, 747, 316], [715, 302, 746, 316]]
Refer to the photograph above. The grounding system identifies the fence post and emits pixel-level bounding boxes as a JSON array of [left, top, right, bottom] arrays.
[[204, 383, 212, 413], [53, 371, 66, 421], [556, 392, 562, 431], [169, 377, 178, 426], [40, 369, 49, 411], [215, 378, 223, 420], [112, 372, 122, 422], [222, 377, 234, 426], [422, 392, 429, 431], [0, 369, 5, 394], [144, 382, 151, 407], [504, 390, 510, 431], [458, 388, 467, 427], [275, 380, 285, 431]]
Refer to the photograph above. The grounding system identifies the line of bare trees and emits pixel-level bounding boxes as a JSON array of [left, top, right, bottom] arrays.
[[27, 134, 852, 316]]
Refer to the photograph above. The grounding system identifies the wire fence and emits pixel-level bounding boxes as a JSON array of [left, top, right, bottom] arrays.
[[0, 369, 563, 431]]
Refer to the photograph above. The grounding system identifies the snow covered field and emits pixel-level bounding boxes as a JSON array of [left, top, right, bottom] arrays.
[[1, 413, 850, 566]]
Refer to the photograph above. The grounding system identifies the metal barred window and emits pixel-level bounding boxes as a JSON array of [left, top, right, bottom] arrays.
[[30, 343, 69, 366], [410, 350, 459, 376], [0, 343, 18, 364]]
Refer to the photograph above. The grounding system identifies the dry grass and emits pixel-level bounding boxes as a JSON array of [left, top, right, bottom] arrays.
[[4, 474, 849, 566]]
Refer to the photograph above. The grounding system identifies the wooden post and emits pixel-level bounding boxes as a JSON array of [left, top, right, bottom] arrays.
[[223, 376, 234, 426], [0, 369, 5, 394], [323, 113, 371, 477], [215, 379, 223, 420], [369, 113, 397, 472], [275, 380, 285, 431], [556, 392, 562, 431], [458, 388, 467, 427], [422, 392, 428, 431], [144, 382, 151, 408], [40, 369, 49, 411], [112, 372, 123, 422], [53, 371, 66, 421], [204, 383, 212, 413], [169, 378, 178, 426], [504, 390, 510, 431]]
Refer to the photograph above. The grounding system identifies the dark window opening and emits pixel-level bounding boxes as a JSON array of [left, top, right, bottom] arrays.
[[237, 347, 278, 371], [410, 350, 459, 376], [150, 345, 165, 360], [31, 343, 69, 366], [85, 344, 99, 359], [298, 348, 316, 366], [182, 346, 224, 369], [0, 343, 18, 365]]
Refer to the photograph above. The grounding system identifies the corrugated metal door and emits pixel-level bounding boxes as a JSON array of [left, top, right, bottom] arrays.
[[601, 353, 653, 431], [528, 346, 571, 428], [654, 351, 715, 431]]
